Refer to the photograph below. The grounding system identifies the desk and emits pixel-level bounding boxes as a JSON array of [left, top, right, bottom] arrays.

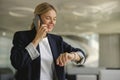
[[65, 63, 105, 80]]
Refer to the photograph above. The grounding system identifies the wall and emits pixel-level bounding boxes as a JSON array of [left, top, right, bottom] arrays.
[[99, 34, 120, 68]]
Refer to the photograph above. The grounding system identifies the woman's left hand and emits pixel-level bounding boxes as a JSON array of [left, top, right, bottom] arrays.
[[56, 52, 74, 66]]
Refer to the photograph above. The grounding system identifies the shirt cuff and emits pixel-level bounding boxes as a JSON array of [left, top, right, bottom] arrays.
[[25, 43, 40, 60], [77, 51, 85, 64]]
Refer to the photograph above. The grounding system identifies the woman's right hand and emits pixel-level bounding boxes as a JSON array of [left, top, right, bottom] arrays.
[[32, 20, 48, 47]]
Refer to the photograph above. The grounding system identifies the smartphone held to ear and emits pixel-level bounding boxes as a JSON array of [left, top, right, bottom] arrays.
[[33, 15, 43, 29]]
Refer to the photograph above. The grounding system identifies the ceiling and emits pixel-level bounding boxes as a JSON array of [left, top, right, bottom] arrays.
[[0, 0, 120, 38]]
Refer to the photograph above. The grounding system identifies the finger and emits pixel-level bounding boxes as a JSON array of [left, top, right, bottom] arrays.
[[38, 25, 47, 33], [60, 54, 64, 66], [67, 54, 72, 61], [56, 56, 62, 66], [57, 54, 67, 66], [64, 52, 68, 62], [60, 54, 67, 66], [43, 25, 49, 32], [57, 54, 63, 65], [43, 27, 48, 32], [59, 54, 64, 66], [62, 53, 69, 66], [62, 54, 67, 65], [63, 53, 70, 65], [37, 19, 40, 29]]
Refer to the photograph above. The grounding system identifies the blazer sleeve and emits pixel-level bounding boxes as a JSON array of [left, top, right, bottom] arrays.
[[61, 37, 86, 63], [10, 32, 33, 70]]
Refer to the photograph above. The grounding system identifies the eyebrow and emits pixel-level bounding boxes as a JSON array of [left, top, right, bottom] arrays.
[[46, 16, 56, 18]]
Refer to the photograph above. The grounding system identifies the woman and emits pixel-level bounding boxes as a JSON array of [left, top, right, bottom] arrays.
[[10, 2, 86, 80]]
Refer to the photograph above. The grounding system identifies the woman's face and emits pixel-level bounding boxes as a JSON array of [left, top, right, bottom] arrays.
[[41, 9, 57, 32]]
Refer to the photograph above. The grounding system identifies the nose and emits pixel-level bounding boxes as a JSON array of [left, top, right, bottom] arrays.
[[50, 19, 54, 24]]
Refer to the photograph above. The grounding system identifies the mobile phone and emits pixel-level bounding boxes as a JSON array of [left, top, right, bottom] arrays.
[[33, 15, 43, 29]]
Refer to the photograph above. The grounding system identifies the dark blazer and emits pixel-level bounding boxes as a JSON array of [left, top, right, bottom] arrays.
[[10, 28, 86, 80]]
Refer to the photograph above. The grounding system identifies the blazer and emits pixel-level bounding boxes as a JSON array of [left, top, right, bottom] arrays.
[[10, 28, 86, 80]]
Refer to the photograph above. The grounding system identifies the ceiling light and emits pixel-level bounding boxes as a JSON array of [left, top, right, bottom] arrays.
[[99, 1, 118, 12], [2, 32, 6, 36], [87, 1, 118, 13], [9, 11, 26, 17], [75, 26, 85, 30], [9, 7, 34, 17], [72, 11, 87, 17]]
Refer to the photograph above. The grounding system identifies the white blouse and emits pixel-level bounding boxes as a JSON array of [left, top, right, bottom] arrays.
[[39, 37, 54, 80]]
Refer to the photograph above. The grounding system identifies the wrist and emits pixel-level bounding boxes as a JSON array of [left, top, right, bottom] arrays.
[[71, 52, 81, 61], [32, 39, 41, 47]]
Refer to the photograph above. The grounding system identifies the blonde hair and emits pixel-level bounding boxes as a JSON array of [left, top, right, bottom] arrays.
[[30, 2, 57, 29]]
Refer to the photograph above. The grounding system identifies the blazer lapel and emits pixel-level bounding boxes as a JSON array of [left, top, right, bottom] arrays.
[[47, 34, 59, 60], [36, 45, 40, 53], [48, 34, 65, 80]]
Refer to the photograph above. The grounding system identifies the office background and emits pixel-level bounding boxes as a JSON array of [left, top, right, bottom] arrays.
[[0, 0, 120, 80]]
